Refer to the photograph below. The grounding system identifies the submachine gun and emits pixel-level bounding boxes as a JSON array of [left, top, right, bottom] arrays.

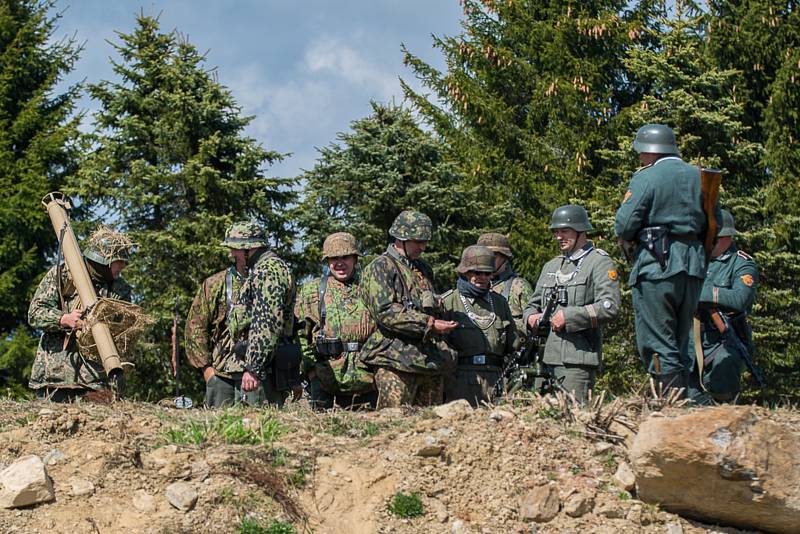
[[497, 289, 563, 399]]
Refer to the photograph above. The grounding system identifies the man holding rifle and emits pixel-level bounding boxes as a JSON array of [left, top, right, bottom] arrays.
[[615, 124, 721, 397], [688, 210, 761, 403], [523, 205, 620, 404]]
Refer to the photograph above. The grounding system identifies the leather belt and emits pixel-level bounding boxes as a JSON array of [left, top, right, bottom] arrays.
[[458, 354, 503, 367], [670, 233, 698, 241]]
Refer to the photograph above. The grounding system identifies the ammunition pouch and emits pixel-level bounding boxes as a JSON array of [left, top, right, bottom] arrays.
[[273, 340, 301, 392], [315, 336, 344, 359], [637, 226, 670, 270]]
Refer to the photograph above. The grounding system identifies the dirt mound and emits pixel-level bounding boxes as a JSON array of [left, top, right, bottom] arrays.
[[0, 396, 790, 533]]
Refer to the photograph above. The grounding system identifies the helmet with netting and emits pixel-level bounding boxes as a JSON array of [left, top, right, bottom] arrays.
[[83, 226, 134, 265]]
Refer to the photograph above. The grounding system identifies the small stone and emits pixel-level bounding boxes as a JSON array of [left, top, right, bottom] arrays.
[[626, 504, 642, 524], [133, 489, 156, 512], [563, 492, 594, 518], [0, 455, 55, 508], [593, 442, 614, 455], [191, 460, 210, 482], [69, 478, 95, 497], [518, 484, 560, 522], [489, 410, 514, 422], [597, 503, 624, 519], [665, 522, 683, 534], [43, 449, 66, 466], [417, 435, 444, 457], [37, 409, 54, 416], [165, 481, 197, 512], [451, 519, 470, 534], [613, 462, 636, 492], [433, 400, 472, 419]]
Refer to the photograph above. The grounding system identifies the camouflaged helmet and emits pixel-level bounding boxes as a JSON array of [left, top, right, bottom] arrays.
[[632, 124, 680, 155], [321, 232, 360, 260], [718, 209, 737, 237], [221, 221, 269, 249], [477, 232, 513, 258], [389, 210, 432, 241], [83, 227, 133, 266], [549, 204, 593, 232], [457, 245, 496, 274]]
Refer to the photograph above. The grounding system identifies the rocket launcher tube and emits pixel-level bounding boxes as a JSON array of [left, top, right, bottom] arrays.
[[42, 192, 123, 377]]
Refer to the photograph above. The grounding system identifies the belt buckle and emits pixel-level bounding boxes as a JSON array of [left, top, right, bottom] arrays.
[[345, 342, 359, 352], [473, 354, 486, 365]]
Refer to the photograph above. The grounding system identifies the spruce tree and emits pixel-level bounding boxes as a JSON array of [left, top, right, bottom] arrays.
[[75, 14, 292, 400], [0, 0, 82, 397], [293, 101, 493, 290]]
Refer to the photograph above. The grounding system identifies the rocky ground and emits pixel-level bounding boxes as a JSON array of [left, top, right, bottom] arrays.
[[0, 393, 793, 534]]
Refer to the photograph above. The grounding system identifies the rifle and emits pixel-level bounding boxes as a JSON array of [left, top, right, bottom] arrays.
[[496, 289, 563, 399], [708, 310, 765, 388], [172, 296, 193, 409]]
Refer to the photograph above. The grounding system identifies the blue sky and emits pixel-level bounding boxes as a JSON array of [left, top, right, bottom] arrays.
[[54, 1, 464, 178]]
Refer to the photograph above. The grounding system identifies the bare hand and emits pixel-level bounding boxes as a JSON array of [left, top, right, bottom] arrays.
[[432, 319, 458, 334], [60, 308, 83, 329], [203, 366, 215, 383], [527, 313, 543, 329], [551, 310, 566, 332], [241, 371, 260, 392]]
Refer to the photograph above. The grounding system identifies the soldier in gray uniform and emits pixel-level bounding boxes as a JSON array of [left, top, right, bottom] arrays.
[[477, 233, 535, 344], [688, 210, 759, 404], [441, 245, 518, 406], [523, 205, 621, 403]]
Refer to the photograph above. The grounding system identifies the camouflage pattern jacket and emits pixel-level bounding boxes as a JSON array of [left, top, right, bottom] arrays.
[[491, 267, 534, 344], [229, 250, 296, 382], [28, 264, 132, 390], [295, 272, 375, 393], [360, 244, 446, 374], [184, 266, 245, 378]]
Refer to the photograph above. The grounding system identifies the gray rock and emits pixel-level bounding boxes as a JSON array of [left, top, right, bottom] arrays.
[[43, 449, 65, 466], [613, 462, 636, 492], [665, 522, 683, 534], [0, 455, 55, 508], [433, 400, 472, 420], [489, 410, 514, 422], [451, 519, 470, 534], [593, 442, 614, 455], [596, 503, 624, 519], [417, 435, 445, 457], [165, 481, 197, 512], [133, 489, 156, 512], [69, 478, 95, 497], [190, 460, 210, 482], [563, 492, 594, 518], [518, 484, 560, 522]]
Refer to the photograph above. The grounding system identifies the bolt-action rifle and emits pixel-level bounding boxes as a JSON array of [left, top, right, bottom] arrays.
[[708, 309, 765, 388]]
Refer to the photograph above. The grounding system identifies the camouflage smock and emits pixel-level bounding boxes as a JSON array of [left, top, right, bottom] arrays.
[[228, 250, 296, 382], [184, 266, 245, 378], [491, 267, 534, 343], [294, 272, 375, 394], [28, 264, 132, 390], [360, 244, 447, 375]]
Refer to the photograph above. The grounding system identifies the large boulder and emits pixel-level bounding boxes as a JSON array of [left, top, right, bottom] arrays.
[[630, 406, 800, 534], [0, 455, 55, 508]]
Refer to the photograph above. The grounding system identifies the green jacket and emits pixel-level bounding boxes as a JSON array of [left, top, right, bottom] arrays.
[[491, 267, 534, 343], [360, 244, 446, 374], [441, 286, 517, 363], [28, 264, 132, 390], [295, 272, 375, 393], [614, 156, 714, 285], [522, 243, 620, 367], [184, 266, 245, 378]]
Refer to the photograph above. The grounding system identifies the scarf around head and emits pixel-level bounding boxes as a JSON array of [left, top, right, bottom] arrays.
[[457, 276, 490, 299]]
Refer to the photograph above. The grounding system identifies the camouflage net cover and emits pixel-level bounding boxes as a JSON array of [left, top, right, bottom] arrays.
[[85, 225, 136, 262], [76, 298, 153, 362]]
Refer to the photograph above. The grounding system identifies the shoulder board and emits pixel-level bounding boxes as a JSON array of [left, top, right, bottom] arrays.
[[439, 289, 455, 299], [594, 248, 609, 257], [737, 250, 754, 261]]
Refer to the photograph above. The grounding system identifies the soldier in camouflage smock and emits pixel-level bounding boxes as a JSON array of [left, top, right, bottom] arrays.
[[28, 228, 133, 402], [523, 205, 620, 404], [227, 221, 300, 407], [360, 210, 458, 408], [295, 232, 376, 409], [185, 222, 264, 407], [688, 210, 759, 404], [441, 245, 517, 406], [477, 233, 535, 343]]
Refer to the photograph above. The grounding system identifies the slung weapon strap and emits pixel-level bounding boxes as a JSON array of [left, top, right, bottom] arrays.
[[318, 267, 330, 333]]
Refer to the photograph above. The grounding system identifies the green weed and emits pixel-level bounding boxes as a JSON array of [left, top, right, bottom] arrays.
[[237, 517, 296, 534], [387, 491, 424, 518], [162, 411, 287, 447], [322, 412, 380, 438]]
